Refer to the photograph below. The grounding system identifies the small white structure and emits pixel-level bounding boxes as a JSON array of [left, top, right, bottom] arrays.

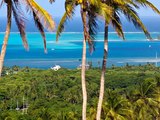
[[16, 100, 20, 111], [51, 65, 61, 71], [77, 64, 90, 70], [6, 71, 9, 75]]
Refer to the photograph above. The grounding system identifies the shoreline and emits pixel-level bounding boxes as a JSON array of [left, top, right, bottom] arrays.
[[3, 57, 160, 69]]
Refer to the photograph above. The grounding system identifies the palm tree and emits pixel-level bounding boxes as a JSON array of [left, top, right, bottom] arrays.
[[0, 0, 12, 77], [131, 80, 160, 119], [96, 0, 160, 119], [102, 89, 134, 120], [0, 0, 55, 77], [55, 0, 112, 119]]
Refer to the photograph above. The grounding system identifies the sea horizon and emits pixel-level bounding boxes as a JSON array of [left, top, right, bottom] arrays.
[[1, 16, 160, 32], [1, 16, 160, 69], [0, 32, 160, 69]]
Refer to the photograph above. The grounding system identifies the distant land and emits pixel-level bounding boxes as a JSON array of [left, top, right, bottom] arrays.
[[0, 16, 160, 32]]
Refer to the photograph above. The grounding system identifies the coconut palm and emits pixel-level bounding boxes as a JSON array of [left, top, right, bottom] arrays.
[[96, 0, 160, 119], [0, 0, 55, 77], [55, 0, 112, 119], [57, 1, 91, 119], [131, 80, 160, 119], [101, 89, 134, 120]]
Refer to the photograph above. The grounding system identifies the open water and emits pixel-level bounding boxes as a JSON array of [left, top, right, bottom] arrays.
[[1, 32, 160, 68]]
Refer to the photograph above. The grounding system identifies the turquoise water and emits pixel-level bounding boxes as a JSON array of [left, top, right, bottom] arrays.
[[1, 32, 160, 68]]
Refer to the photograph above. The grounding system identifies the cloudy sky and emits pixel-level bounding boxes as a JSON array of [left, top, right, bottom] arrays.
[[0, 0, 160, 18]]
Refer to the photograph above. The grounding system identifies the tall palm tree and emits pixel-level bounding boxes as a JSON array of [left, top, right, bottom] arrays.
[[55, 0, 112, 119], [96, 0, 160, 119], [0, 0, 55, 77], [0, 0, 12, 77]]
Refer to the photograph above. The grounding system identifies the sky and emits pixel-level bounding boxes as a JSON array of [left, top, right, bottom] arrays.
[[38, 0, 160, 17], [0, 0, 160, 18]]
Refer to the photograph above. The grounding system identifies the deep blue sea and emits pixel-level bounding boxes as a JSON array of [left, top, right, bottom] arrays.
[[1, 32, 160, 69]]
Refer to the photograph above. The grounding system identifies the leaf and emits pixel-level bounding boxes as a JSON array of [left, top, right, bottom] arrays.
[[26, 0, 55, 31], [145, 0, 160, 14], [49, 0, 55, 4], [12, 1, 29, 50], [32, 11, 47, 53], [111, 12, 125, 40], [56, 0, 75, 41], [87, 5, 98, 52], [0, 0, 4, 9], [122, 4, 152, 39]]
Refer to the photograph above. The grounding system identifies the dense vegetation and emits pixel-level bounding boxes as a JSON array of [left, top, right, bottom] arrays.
[[1, 0, 160, 119], [0, 64, 159, 120]]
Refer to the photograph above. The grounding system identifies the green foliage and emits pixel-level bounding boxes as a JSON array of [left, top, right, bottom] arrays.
[[0, 65, 159, 119]]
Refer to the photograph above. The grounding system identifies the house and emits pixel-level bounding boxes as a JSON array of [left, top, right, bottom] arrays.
[[51, 65, 61, 71]]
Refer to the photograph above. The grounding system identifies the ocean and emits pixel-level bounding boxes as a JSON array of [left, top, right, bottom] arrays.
[[1, 32, 160, 69]]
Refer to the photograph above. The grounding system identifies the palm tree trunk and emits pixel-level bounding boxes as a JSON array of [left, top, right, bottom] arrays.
[[0, 2, 12, 77], [81, 6, 88, 120], [96, 23, 108, 120]]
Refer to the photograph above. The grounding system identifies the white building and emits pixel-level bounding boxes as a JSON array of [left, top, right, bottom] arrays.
[[51, 65, 61, 71]]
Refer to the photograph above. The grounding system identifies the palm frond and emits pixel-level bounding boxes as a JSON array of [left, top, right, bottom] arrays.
[[134, 0, 160, 14], [122, 5, 151, 39], [33, 11, 47, 53], [111, 12, 125, 40], [49, 0, 55, 4], [89, 0, 100, 6], [97, 2, 113, 24], [65, 0, 76, 16], [26, 0, 55, 31], [145, 1, 160, 14], [12, 1, 29, 50], [56, 13, 68, 42], [13, 0, 20, 8], [113, 0, 125, 6], [56, 0, 75, 41], [0, 0, 4, 8], [87, 5, 98, 52], [116, 114, 127, 120], [134, 0, 147, 7], [88, 5, 98, 40], [118, 109, 134, 119], [124, 0, 139, 9]]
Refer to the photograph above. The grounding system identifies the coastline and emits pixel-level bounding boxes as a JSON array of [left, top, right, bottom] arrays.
[[0, 32, 160, 69], [4, 57, 160, 69]]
